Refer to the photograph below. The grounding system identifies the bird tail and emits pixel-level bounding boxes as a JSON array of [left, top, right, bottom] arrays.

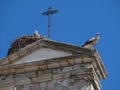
[[81, 44, 85, 48]]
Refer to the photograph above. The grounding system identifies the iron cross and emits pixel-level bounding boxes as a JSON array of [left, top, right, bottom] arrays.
[[42, 6, 58, 39]]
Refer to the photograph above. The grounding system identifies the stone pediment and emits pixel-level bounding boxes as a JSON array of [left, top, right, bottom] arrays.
[[14, 47, 72, 64], [0, 40, 91, 65]]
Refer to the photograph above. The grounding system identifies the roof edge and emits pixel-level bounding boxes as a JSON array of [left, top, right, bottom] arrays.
[[92, 49, 108, 79], [0, 40, 92, 65]]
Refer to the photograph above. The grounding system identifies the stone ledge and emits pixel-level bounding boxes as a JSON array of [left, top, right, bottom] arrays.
[[0, 53, 107, 81], [0, 56, 83, 76]]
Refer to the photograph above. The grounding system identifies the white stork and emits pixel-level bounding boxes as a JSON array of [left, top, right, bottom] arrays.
[[34, 30, 40, 38], [82, 33, 100, 48]]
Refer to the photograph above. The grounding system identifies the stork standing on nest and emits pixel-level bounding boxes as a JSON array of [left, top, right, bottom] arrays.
[[34, 30, 40, 38], [82, 33, 100, 48]]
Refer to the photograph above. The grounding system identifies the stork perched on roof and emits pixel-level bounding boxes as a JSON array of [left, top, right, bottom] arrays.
[[34, 30, 40, 38], [82, 33, 100, 48]]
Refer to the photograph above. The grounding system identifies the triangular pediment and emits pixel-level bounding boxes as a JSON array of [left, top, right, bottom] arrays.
[[13, 47, 72, 64], [0, 40, 91, 65]]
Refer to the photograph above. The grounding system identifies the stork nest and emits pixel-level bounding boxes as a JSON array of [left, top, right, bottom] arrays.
[[7, 35, 45, 56]]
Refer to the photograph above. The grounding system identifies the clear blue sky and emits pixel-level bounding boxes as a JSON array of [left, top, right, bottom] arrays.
[[0, 0, 120, 90]]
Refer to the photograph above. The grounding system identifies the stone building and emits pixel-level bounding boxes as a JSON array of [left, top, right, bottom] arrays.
[[0, 35, 108, 90]]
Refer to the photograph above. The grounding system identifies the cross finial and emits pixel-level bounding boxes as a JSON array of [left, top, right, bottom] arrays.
[[42, 6, 58, 39]]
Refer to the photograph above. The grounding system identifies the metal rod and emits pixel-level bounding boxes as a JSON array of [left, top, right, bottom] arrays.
[[47, 14, 51, 39]]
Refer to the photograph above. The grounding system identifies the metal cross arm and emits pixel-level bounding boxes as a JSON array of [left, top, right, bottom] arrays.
[[42, 6, 58, 16]]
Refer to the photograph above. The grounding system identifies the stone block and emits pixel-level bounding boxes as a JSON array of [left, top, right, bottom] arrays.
[[9, 67, 16, 75], [53, 74, 63, 80], [31, 83, 40, 90], [83, 57, 92, 63], [0, 80, 14, 87], [25, 64, 38, 72], [15, 66, 25, 74], [52, 68, 61, 74], [13, 73, 26, 78], [27, 42, 39, 52], [25, 72, 37, 78], [72, 64, 81, 70], [19, 47, 29, 57], [39, 64, 47, 70], [74, 57, 82, 64], [61, 66, 72, 73], [14, 78, 31, 85], [40, 82, 47, 90], [32, 74, 52, 83], [46, 81, 55, 90], [0, 87, 4, 90], [7, 52, 20, 63], [47, 61, 59, 69], [59, 60, 69, 67], [67, 58, 75, 65]]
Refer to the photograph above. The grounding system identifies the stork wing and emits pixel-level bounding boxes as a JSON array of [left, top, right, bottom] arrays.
[[84, 37, 95, 45]]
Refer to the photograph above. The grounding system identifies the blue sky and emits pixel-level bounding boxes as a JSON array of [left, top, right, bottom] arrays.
[[0, 0, 120, 90]]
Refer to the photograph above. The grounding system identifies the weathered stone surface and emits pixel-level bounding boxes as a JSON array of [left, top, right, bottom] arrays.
[[14, 48, 72, 64], [0, 63, 101, 90], [30, 83, 40, 90], [40, 82, 47, 90], [3, 86, 16, 90], [0, 40, 108, 90]]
